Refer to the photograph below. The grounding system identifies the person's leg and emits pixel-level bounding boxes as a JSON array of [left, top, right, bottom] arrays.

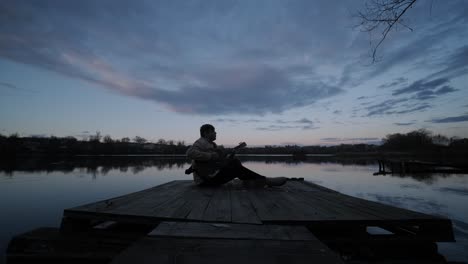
[[227, 158, 265, 180], [201, 158, 265, 186], [227, 159, 288, 187]]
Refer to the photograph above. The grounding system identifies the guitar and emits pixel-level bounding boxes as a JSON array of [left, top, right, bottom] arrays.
[[225, 142, 247, 158]]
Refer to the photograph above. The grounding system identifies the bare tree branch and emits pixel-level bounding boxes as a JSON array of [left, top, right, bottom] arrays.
[[356, 0, 418, 63]]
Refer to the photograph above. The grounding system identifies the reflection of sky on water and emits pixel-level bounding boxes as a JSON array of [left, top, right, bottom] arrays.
[[245, 160, 468, 262], [1, 158, 468, 262], [438, 187, 468, 196]]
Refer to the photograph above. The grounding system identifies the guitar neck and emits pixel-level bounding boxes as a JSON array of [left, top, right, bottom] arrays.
[[233, 142, 247, 151]]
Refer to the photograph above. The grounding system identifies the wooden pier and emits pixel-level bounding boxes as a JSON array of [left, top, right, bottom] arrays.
[[375, 159, 468, 175], [7, 180, 455, 263]]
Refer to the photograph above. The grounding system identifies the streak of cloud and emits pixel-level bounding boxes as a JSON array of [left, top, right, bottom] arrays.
[[394, 122, 416, 126], [378, 77, 408, 89], [320, 137, 381, 144], [0, 81, 36, 93], [393, 78, 449, 96], [0, 82, 17, 89], [428, 114, 468, 123], [257, 124, 318, 131]]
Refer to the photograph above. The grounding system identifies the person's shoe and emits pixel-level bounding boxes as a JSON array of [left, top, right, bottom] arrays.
[[265, 177, 288, 187], [289, 177, 304, 181]]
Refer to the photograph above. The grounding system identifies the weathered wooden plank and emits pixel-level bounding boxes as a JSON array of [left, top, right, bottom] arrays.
[[291, 181, 437, 221], [184, 187, 216, 220], [66, 181, 181, 213], [290, 188, 381, 221], [111, 237, 344, 264], [247, 188, 306, 222], [149, 222, 315, 241], [280, 188, 357, 221], [147, 183, 201, 219], [230, 188, 262, 224], [145, 184, 217, 220], [109, 181, 193, 216], [202, 185, 232, 222], [271, 188, 333, 221]]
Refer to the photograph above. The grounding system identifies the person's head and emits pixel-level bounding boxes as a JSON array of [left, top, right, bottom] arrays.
[[200, 124, 216, 141]]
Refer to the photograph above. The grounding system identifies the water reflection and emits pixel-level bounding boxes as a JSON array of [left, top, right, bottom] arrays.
[[1, 155, 463, 185], [0, 156, 189, 176], [378, 171, 467, 185], [0, 155, 377, 174], [0, 156, 467, 262]]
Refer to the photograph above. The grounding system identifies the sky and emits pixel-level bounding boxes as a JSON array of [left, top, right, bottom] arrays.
[[1, 0, 467, 146]]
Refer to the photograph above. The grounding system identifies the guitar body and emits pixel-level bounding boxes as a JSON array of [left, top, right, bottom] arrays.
[[186, 142, 247, 175]]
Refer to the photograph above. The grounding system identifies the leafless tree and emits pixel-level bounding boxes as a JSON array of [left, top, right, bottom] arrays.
[[103, 135, 113, 144], [133, 136, 147, 144], [89, 131, 102, 142], [356, 0, 418, 62]]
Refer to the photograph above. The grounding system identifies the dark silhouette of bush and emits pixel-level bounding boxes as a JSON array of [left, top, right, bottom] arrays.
[[0, 129, 466, 159], [381, 129, 433, 151]]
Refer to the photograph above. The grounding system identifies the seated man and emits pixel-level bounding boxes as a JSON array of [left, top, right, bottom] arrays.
[[186, 124, 288, 187]]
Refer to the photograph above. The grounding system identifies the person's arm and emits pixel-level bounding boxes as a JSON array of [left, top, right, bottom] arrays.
[[186, 142, 218, 161]]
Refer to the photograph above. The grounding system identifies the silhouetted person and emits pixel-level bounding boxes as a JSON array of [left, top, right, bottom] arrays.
[[186, 124, 287, 187]]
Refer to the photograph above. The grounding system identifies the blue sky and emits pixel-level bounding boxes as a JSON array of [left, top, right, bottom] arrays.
[[1, 0, 467, 146]]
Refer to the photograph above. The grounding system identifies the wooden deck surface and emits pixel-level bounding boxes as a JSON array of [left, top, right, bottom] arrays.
[[63, 180, 454, 241], [111, 221, 344, 264], [8, 180, 455, 263]]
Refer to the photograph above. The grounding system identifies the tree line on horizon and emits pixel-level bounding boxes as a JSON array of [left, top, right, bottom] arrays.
[[0, 129, 466, 157]]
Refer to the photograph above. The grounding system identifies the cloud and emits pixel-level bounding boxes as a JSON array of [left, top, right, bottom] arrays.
[[413, 85, 458, 100], [0, 0, 351, 116], [394, 122, 415, 126], [294, 118, 314, 124], [256, 118, 319, 131], [365, 10, 468, 79], [275, 118, 315, 125], [378, 77, 408, 89], [245, 119, 263, 123], [255, 118, 318, 131], [365, 98, 409, 116], [1, 1, 466, 119], [320, 137, 381, 144], [333, 110, 342, 115], [321, 137, 339, 141], [149, 65, 345, 114], [361, 74, 458, 117], [256, 124, 318, 131], [0, 82, 17, 89], [429, 45, 468, 80], [211, 118, 238, 123], [428, 114, 468, 123], [0, 81, 36, 93], [392, 78, 449, 96], [385, 104, 432, 115], [206, 118, 320, 130]]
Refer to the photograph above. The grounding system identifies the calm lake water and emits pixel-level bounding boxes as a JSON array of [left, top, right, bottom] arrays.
[[1, 156, 467, 263]]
